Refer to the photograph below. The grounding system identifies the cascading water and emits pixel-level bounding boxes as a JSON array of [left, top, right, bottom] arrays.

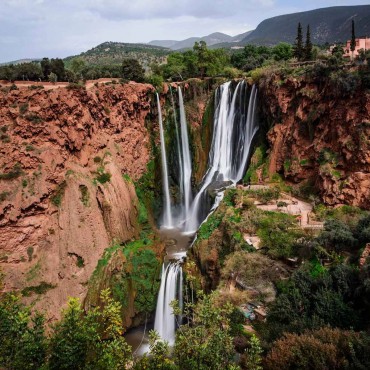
[[185, 81, 259, 232], [156, 93, 173, 228], [178, 87, 193, 220], [170, 87, 184, 205], [154, 262, 183, 345], [153, 81, 258, 345]]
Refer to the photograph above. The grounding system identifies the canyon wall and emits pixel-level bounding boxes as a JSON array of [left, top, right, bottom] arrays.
[[0, 82, 154, 320], [260, 75, 370, 209], [0, 79, 215, 324]]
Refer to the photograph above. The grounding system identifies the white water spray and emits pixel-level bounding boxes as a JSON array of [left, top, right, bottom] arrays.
[[185, 81, 259, 232], [178, 87, 193, 219], [156, 93, 173, 228], [154, 263, 182, 345]]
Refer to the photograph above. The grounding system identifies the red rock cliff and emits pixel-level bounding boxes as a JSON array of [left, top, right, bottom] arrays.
[[0, 82, 154, 320], [260, 76, 370, 209]]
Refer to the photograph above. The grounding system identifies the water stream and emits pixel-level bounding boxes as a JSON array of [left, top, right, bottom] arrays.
[[130, 81, 259, 352]]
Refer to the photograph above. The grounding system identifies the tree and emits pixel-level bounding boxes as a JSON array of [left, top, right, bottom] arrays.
[[272, 43, 293, 61], [350, 19, 356, 61], [48, 72, 58, 83], [174, 292, 238, 370], [41, 58, 52, 80], [0, 294, 46, 369], [48, 290, 132, 370], [293, 22, 304, 61], [242, 335, 263, 370], [69, 58, 86, 80], [121, 58, 145, 82], [50, 58, 65, 81], [265, 328, 370, 370], [305, 25, 313, 61], [48, 298, 90, 370]]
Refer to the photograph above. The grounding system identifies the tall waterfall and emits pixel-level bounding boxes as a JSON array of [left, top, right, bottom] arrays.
[[170, 87, 184, 204], [185, 81, 258, 232], [178, 87, 192, 219], [154, 81, 258, 345], [156, 93, 173, 228], [154, 263, 183, 345]]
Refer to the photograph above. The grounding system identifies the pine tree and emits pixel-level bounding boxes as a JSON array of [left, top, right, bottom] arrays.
[[305, 25, 313, 61], [350, 19, 356, 60], [293, 23, 304, 61]]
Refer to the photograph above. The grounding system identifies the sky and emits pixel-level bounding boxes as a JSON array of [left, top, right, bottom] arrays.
[[0, 0, 369, 62]]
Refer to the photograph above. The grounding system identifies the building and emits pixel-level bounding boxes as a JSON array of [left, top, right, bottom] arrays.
[[343, 37, 370, 59]]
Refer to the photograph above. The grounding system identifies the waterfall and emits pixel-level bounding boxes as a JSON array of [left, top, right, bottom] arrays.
[[154, 262, 182, 346], [153, 80, 259, 345], [156, 93, 173, 228], [170, 87, 184, 205], [178, 87, 192, 219], [185, 81, 259, 232]]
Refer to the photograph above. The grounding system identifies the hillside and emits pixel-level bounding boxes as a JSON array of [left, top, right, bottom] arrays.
[[242, 5, 370, 45], [149, 32, 234, 50], [64, 41, 170, 69]]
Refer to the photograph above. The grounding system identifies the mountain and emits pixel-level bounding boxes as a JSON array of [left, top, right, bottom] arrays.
[[64, 41, 170, 68], [230, 31, 253, 42], [0, 58, 41, 66], [149, 32, 234, 50], [148, 40, 178, 48], [242, 5, 370, 46]]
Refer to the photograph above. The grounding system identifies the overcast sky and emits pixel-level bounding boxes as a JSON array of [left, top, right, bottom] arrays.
[[0, 0, 368, 62]]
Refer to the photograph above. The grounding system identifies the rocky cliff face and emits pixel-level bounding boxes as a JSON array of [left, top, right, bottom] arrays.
[[0, 79, 216, 324], [260, 76, 370, 209], [0, 82, 154, 320]]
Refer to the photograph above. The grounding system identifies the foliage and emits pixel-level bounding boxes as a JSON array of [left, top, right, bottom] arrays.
[[255, 211, 303, 258], [293, 22, 304, 61], [21, 282, 56, 297], [0, 163, 23, 180], [197, 211, 223, 241], [265, 327, 370, 370], [49, 290, 132, 370], [262, 264, 368, 342], [51, 180, 67, 207], [134, 330, 177, 369], [222, 251, 283, 289], [0, 294, 46, 370], [174, 292, 239, 370], [304, 25, 313, 61], [121, 58, 145, 82], [242, 334, 263, 370], [317, 219, 357, 252], [162, 41, 230, 80], [0, 62, 43, 81], [41, 57, 66, 81]]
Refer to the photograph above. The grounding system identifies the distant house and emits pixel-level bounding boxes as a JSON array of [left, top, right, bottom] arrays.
[[343, 37, 370, 59]]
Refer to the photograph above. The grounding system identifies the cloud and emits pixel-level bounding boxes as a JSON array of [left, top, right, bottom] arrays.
[[0, 0, 369, 62], [63, 0, 276, 21]]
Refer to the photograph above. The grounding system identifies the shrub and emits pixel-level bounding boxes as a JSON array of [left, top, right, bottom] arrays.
[[0, 191, 10, 202], [21, 282, 56, 297], [96, 172, 111, 184], [51, 181, 67, 207], [79, 185, 89, 206], [25, 113, 43, 124], [19, 103, 29, 115], [0, 163, 23, 180]]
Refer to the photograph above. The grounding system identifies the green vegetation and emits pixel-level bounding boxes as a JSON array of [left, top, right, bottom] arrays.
[[91, 237, 160, 315], [255, 211, 304, 258], [21, 282, 56, 297], [51, 181, 67, 207], [0, 191, 10, 202], [197, 212, 223, 241], [0, 163, 23, 180], [79, 185, 90, 206]]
